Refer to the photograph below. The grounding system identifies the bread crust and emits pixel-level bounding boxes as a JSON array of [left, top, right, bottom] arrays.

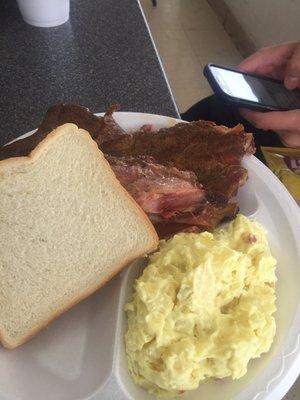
[[0, 123, 158, 349]]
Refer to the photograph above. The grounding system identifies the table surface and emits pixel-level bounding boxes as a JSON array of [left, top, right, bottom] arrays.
[[0, 0, 298, 398], [0, 0, 178, 146], [284, 378, 300, 400]]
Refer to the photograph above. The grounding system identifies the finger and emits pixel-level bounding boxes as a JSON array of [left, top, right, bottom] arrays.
[[238, 51, 272, 75], [238, 42, 297, 79], [239, 108, 300, 132], [284, 42, 300, 89], [277, 130, 300, 147]]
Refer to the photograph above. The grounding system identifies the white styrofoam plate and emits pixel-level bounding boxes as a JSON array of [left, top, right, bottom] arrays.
[[1, 113, 299, 400]]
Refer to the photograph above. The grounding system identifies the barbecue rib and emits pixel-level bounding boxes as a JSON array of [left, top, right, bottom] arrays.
[[0, 104, 255, 237]]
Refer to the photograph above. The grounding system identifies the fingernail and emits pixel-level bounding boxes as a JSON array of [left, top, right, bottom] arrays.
[[285, 76, 298, 90]]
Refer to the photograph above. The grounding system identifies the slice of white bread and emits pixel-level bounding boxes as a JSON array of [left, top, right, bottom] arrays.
[[0, 124, 158, 349]]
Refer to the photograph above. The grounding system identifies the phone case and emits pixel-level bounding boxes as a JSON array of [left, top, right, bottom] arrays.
[[203, 64, 288, 112]]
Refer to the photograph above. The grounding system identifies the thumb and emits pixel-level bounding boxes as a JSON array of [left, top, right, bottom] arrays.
[[239, 108, 300, 132], [284, 42, 300, 89]]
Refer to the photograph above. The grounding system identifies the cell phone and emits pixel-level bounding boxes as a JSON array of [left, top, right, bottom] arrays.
[[203, 63, 300, 111]]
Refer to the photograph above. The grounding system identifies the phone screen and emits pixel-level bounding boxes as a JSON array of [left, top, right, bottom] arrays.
[[210, 65, 300, 109]]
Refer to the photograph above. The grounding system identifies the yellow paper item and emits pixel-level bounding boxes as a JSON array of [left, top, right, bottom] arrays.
[[261, 147, 300, 203]]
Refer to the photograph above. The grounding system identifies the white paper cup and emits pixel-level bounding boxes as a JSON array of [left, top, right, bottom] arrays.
[[16, 0, 70, 27]]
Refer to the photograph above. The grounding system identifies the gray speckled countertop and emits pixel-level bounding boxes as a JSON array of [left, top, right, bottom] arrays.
[[0, 0, 178, 145], [284, 378, 300, 400], [0, 0, 299, 399]]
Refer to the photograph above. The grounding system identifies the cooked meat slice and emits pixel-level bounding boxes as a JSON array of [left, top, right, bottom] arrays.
[[107, 154, 239, 236], [203, 165, 248, 202], [102, 118, 254, 201], [137, 124, 153, 133], [107, 155, 205, 217], [0, 103, 103, 160], [94, 104, 129, 145], [102, 120, 255, 175], [93, 107, 155, 145], [149, 202, 238, 237], [37, 103, 104, 139], [0, 103, 133, 161]]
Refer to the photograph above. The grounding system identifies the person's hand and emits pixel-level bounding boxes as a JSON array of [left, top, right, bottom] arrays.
[[237, 42, 300, 147], [238, 41, 300, 88], [239, 108, 300, 147]]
